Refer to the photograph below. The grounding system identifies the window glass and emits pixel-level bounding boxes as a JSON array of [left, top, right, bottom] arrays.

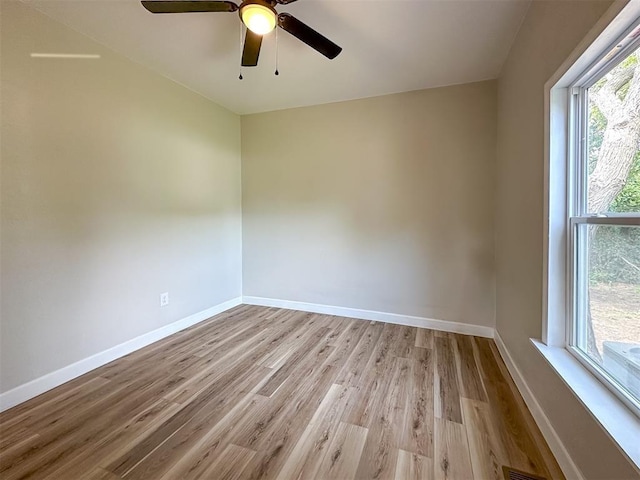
[[587, 45, 640, 214], [576, 224, 640, 402]]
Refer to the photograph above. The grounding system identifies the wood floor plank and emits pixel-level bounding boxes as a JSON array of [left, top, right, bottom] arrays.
[[237, 311, 305, 365], [256, 323, 331, 397], [254, 311, 321, 368], [48, 399, 184, 479], [453, 335, 487, 402], [84, 467, 122, 480], [189, 320, 259, 359], [155, 394, 269, 480], [434, 365, 443, 421], [235, 366, 339, 479], [0, 375, 109, 434], [109, 387, 234, 474], [187, 319, 274, 365], [95, 304, 256, 381], [229, 362, 336, 453], [194, 443, 256, 480], [162, 327, 275, 404], [461, 398, 507, 480], [0, 380, 135, 479], [341, 323, 403, 427], [1, 375, 186, 480], [223, 316, 340, 478], [394, 325, 417, 359], [274, 383, 352, 480], [163, 311, 311, 405], [415, 328, 434, 349], [111, 366, 274, 479], [434, 418, 473, 480], [324, 316, 352, 346], [402, 345, 434, 458], [0, 433, 40, 460], [0, 307, 564, 480], [395, 449, 434, 480], [316, 421, 368, 480], [435, 337, 462, 423], [334, 321, 384, 387], [0, 376, 112, 441], [354, 356, 411, 480], [325, 319, 369, 370]]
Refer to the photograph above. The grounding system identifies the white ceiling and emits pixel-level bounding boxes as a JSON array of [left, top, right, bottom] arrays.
[[25, 0, 530, 114]]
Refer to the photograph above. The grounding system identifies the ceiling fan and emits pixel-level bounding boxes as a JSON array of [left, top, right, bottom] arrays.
[[140, 0, 342, 67]]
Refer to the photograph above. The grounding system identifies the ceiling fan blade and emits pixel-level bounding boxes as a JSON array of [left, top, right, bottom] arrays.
[[277, 13, 342, 60], [241, 29, 263, 67], [141, 1, 238, 14], [274, 0, 299, 5]]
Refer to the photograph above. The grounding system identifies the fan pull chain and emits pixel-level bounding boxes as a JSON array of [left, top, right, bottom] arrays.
[[238, 23, 243, 80], [274, 27, 279, 76]]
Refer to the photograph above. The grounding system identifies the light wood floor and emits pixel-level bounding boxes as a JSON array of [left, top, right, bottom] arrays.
[[0, 305, 564, 480]]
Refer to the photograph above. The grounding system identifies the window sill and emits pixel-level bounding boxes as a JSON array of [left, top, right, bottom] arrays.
[[531, 338, 640, 472]]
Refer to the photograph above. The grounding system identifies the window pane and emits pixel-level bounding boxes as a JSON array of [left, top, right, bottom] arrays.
[[577, 224, 640, 404], [587, 45, 640, 214]]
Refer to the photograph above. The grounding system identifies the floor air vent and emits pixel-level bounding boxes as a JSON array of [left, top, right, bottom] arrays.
[[502, 466, 547, 480]]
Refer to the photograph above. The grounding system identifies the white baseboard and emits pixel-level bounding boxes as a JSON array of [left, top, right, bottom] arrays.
[[0, 296, 242, 412], [493, 332, 584, 480], [242, 296, 494, 338]]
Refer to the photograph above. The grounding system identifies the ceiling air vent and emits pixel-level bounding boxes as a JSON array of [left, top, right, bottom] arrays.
[[502, 466, 547, 480]]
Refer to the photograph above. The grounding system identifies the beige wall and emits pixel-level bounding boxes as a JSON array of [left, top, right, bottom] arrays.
[[496, 1, 639, 478], [0, 1, 242, 393], [242, 82, 497, 327]]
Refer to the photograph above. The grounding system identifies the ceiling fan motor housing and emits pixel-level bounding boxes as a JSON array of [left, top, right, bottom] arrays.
[[239, 0, 277, 15], [239, 0, 278, 35]]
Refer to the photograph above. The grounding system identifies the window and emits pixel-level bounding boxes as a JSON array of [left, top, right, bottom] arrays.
[[568, 27, 640, 416]]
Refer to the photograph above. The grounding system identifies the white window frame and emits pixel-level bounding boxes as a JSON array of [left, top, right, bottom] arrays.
[[542, 3, 640, 466], [566, 29, 640, 416]]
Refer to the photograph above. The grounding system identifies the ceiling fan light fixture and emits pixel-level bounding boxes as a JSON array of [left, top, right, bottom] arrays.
[[240, 3, 276, 35]]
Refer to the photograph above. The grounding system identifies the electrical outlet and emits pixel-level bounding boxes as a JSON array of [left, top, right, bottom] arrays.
[[160, 292, 169, 307]]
